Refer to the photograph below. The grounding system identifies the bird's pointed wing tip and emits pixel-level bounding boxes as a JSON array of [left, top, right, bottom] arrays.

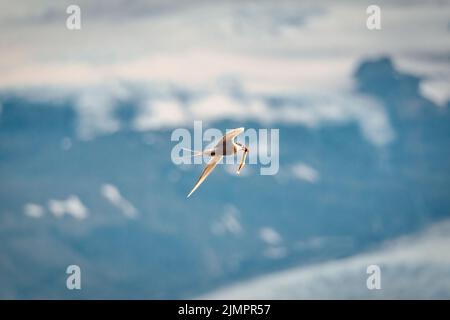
[[186, 155, 222, 199]]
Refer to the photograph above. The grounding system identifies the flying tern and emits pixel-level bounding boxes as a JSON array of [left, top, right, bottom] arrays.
[[186, 127, 249, 198]]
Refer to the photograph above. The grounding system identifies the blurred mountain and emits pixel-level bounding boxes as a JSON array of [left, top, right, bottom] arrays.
[[0, 56, 449, 298]]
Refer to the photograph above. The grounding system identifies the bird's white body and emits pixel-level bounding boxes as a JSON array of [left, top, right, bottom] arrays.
[[204, 138, 240, 156]]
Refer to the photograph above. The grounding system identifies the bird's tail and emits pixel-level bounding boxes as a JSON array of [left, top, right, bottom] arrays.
[[182, 148, 204, 157]]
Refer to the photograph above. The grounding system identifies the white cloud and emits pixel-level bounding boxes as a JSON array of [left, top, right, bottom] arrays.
[[264, 246, 287, 259], [23, 203, 44, 218], [1, 1, 448, 94], [74, 84, 130, 140], [259, 227, 286, 259], [291, 163, 319, 183], [420, 79, 450, 107], [132, 92, 394, 146], [100, 183, 138, 219], [211, 205, 243, 236], [48, 195, 88, 220], [201, 219, 450, 299], [133, 100, 187, 131], [259, 227, 282, 245], [1, 0, 447, 143], [190, 94, 243, 122]]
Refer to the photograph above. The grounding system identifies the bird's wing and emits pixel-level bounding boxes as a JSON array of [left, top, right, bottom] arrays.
[[187, 155, 223, 198], [237, 147, 249, 174], [215, 127, 244, 147]]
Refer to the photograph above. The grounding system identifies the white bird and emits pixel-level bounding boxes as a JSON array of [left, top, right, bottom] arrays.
[[186, 127, 249, 198]]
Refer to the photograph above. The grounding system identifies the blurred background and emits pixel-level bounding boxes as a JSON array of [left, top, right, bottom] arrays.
[[1, 0, 450, 299]]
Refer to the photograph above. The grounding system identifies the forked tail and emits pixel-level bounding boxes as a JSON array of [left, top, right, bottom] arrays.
[[182, 148, 204, 157]]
